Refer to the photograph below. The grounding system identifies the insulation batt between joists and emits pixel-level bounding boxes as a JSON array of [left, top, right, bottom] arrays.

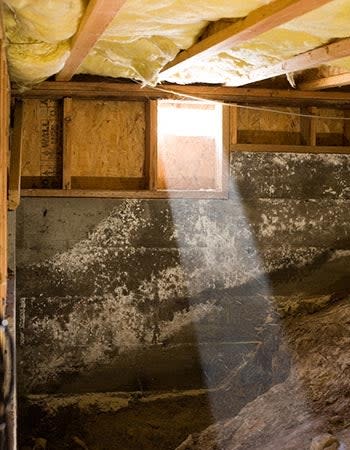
[[4, 0, 350, 86]]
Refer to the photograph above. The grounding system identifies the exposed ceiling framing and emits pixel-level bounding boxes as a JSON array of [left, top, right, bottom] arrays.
[[232, 36, 350, 87], [159, 0, 335, 79], [299, 72, 350, 91], [14, 81, 350, 107], [56, 0, 127, 81], [5, 0, 350, 93]]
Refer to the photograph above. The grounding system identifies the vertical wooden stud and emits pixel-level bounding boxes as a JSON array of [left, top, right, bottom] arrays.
[[343, 109, 350, 145], [147, 100, 158, 191], [229, 104, 238, 147], [219, 105, 230, 196], [300, 106, 317, 145], [8, 102, 24, 210], [63, 98, 73, 189]]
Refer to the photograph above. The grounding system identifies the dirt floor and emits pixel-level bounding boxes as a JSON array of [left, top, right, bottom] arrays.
[[19, 392, 215, 450]]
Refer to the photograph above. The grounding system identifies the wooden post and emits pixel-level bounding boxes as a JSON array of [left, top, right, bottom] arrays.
[[147, 100, 158, 191], [220, 105, 230, 195], [343, 110, 350, 145], [229, 105, 238, 148], [8, 102, 24, 210], [300, 106, 317, 146], [63, 98, 73, 189]]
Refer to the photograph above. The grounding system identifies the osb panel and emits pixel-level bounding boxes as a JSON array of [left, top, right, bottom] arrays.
[[316, 108, 344, 134], [157, 135, 217, 190], [237, 107, 300, 132], [21, 99, 62, 178], [70, 99, 146, 178], [237, 130, 301, 145]]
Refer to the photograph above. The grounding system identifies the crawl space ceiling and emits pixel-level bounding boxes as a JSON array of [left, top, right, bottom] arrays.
[[3, 0, 350, 87]]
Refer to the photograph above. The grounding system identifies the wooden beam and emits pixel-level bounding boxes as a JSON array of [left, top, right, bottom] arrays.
[[8, 102, 24, 210], [159, 0, 334, 79], [234, 37, 350, 87], [63, 98, 73, 189], [300, 107, 317, 146], [299, 72, 350, 91], [232, 143, 350, 153], [229, 105, 238, 146], [14, 81, 350, 108], [220, 106, 230, 194], [344, 110, 350, 146], [56, 0, 127, 81], [20, 189, 228, 199], [146, 100, 158, 191]]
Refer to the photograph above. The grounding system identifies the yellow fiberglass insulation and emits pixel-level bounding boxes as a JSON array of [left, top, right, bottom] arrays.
[[4, 0, 350, 86], [4, 0, 84, 85]]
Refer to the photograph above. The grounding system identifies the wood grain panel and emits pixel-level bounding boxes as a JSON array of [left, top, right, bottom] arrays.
[[70, 99, 146, 180], [21, 99, 62, 181]]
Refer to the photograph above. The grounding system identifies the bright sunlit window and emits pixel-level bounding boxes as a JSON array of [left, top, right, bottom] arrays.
[[156, 100, 225, 192]]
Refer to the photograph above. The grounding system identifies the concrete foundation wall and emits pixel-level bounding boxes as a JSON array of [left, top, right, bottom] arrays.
[[16, 152, 350, 395]]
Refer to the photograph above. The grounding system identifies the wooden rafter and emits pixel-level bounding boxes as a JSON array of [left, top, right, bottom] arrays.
[[56, 0, 127, 81], [233, 37, 350, 87], [159, 0, 334, 79], [299, 72, 350, 91]]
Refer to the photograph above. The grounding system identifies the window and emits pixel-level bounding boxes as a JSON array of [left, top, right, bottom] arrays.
[[155, 100, 228, 194], [18, 98, 229, 198]]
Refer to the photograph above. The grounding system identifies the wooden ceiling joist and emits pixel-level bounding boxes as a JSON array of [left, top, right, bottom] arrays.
[[299, 72, 350, 91], [233, 37, 350, 87], [159, 0, 334, 79], [14, 81, 350, 108], [56, 0, 127, 81]]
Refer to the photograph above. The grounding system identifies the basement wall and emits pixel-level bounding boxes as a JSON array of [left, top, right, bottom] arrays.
[[16, 151, 350, 393], [15, 150, 350, 448]]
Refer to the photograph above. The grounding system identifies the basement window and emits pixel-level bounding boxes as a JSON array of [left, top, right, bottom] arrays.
[[155, 100, 228, 193], [17, 98, 229, 199]]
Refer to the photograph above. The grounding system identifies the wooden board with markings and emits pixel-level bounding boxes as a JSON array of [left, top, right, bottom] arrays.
[[21, 99, 62, 189]]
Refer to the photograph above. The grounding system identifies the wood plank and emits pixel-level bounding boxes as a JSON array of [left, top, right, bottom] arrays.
[[8, 102, 24, 210], [300, 107, 317, 146], [229, 105, 238, 146], [220, 105, 230, 194], [232, 143, 350, 153], [56, 0, 127, 81], [63, 98, 73, 189], [299, 72, 350, 91], [21, 99, 62, 179], [0, 19, 8, 311], [16, 82, 350, 107], [147, 100, 158, 191], [234, 37, 350, 86], [69, 99, 146, 179], [71, 176, 146, 190], [343, 110, 350, 145], [159, 0, 334, 78], [238, 130, 301, 145], [20, 189, 228, 199], [21, 176, 62, 189]]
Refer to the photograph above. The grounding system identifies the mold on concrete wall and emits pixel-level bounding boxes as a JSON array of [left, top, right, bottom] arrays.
[[16, 151, 350, 449]]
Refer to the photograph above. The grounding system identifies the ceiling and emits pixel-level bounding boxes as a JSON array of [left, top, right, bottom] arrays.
[[3, 0, 350, 92]]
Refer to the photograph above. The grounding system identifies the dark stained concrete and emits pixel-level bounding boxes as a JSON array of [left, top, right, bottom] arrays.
[[16, 152, 350, 449]]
